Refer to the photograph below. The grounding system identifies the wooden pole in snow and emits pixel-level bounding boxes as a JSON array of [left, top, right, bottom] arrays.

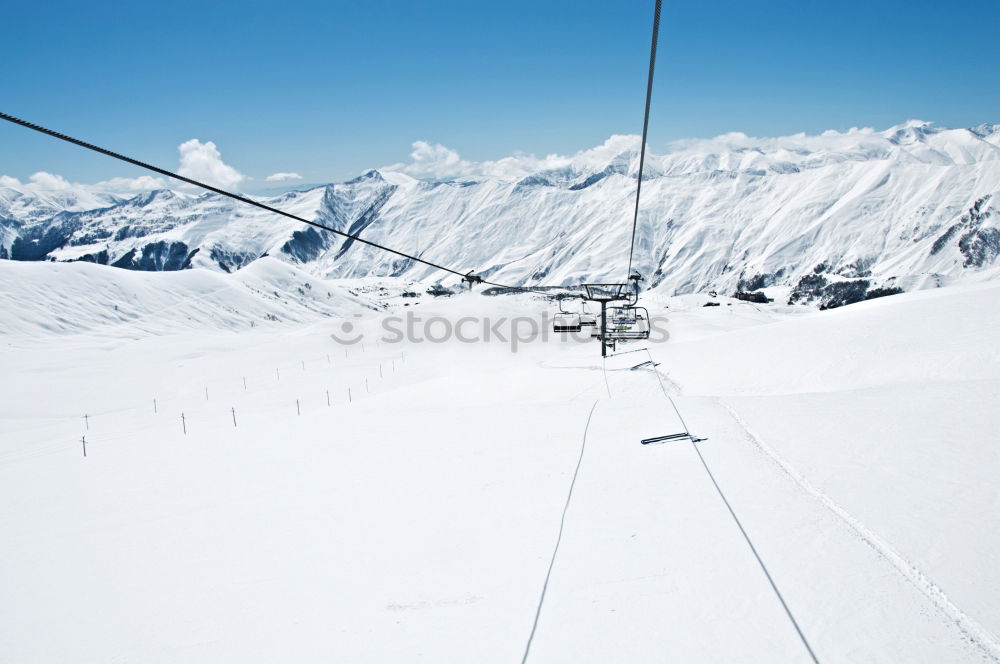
[[296, 399, 301, 416], [81, 436, 87, 458], [326, 390, 330, 406], [181, 413, 187, 435], [231, 407, 237, 427], [84, 414, 89, 431]]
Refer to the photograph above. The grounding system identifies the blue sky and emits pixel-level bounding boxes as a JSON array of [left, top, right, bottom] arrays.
[[1, 0, 996, 187]]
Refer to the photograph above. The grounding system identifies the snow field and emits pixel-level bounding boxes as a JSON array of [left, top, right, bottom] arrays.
[[1, 262, 998, 662]]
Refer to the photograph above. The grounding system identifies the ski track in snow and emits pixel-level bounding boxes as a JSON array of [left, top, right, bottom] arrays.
[[520, 399, 600, 664], [648, 336, 1000, 662], [718, 399, 1000, 663]]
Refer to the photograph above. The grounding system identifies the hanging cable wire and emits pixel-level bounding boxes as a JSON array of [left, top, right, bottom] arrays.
[[0, 111, 467, 277], [640, 348, 822, 664], [0, 111, 573, 295], [625, 0, 662, 282]]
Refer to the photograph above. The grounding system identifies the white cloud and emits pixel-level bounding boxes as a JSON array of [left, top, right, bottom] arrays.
[[265, 172, 303, 182], [93, 175, 167, 192], [0, 172, 164, 200], [382, 141, 474, 180], [1, 120, 958, 198], [28, 171, 74, 190], [666, 125, 886, 155], [382, 134, 645, 182], [177, 139, 245, 190], [0, 138, 241, 198], [381, 121, 948, 183]]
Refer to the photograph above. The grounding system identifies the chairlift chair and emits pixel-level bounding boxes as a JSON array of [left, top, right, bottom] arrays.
[[552, 297, 582, 333], [588, 305, 603, 338], [605, 305, 651, 340], [553, 312, 582, 332]]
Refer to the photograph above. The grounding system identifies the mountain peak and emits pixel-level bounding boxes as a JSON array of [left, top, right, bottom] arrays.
[[971, 123, 1000, 139], [128, 189, 176, 206], [345, 169, 385, 185], [377, 170, 418, 186], [884, 120, 937, 145]]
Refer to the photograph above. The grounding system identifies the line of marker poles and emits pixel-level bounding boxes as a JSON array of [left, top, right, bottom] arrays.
[[79, 349, 407, 455]]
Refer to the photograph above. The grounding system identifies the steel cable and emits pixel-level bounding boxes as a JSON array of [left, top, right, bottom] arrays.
[[625, 0, 662, 282], [0, 111, 573, 295]]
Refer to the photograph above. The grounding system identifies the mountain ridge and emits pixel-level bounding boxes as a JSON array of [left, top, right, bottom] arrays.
[[2, 121, 999, 307]]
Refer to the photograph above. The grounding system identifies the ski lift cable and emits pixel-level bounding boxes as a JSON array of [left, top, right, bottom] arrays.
[[0, 111, 566, 294], [624, 0, 662, 283], [641, 348, 822, 664], [688, 436, 822, 664]]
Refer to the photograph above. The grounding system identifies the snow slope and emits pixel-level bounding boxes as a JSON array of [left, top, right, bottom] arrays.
[[0, 257, 374, 337], [1, 262, 998, 662], [3, 122, 999, 304], [655, 284, 1000, 650]]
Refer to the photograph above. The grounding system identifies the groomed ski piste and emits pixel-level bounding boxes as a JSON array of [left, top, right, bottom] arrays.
[[1, 258, 998, 663]]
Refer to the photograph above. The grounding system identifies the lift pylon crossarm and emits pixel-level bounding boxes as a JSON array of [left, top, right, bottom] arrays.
[[580, 283, 633, 357], [582, 283, 630, 303]]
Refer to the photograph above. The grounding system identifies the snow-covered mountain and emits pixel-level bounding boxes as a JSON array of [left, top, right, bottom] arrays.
[[3, 121, 999, 307]]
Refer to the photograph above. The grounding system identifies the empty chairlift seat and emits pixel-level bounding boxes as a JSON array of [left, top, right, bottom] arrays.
[[553, 297, 587, 333], [553, 312, 582, 333]]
